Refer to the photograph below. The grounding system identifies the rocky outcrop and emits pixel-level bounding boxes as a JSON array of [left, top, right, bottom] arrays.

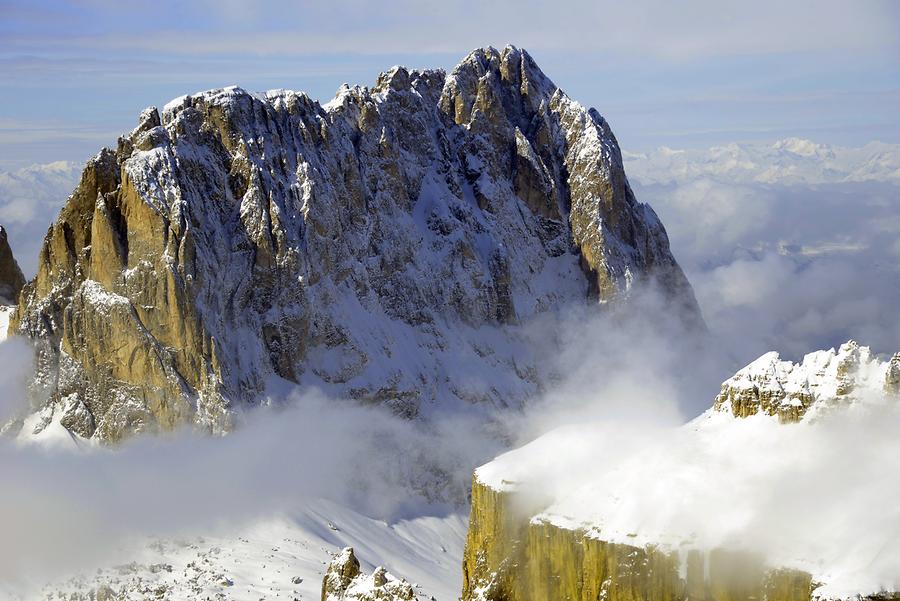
[[10, 45, 700, 442], [713, 341, 894, 423], [322, 547, 416, 601], [885, 353, 900, 396], [0, 225, 25, 304], [461, 476, 812, 601]]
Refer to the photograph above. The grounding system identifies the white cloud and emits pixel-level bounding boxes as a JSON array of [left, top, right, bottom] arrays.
[[633, 139, 900, 362]]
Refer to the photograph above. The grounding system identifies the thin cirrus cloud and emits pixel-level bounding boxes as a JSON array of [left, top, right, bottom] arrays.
[[3, 0, 897, 59]]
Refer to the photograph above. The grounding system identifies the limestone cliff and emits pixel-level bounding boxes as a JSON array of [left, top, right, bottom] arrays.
[[10, 45, 700, 442], [0, 224, 25, 304], [462, 476, 812, 601]]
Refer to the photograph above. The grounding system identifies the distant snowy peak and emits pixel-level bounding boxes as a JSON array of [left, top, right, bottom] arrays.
[[771, 137, 835, 159], [624, 138, 900, 185], [713, 341, 899, 423]]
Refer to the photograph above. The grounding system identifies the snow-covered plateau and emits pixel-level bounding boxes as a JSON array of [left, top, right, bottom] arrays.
[[472, 342, 900, 600]]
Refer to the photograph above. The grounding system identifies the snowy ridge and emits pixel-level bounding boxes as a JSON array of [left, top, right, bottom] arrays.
[[0, 304, 12, 340], [12, 45, 699, 443]]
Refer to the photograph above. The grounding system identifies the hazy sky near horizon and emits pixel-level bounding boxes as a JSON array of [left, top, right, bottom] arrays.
[[1, 0, 899, 166]]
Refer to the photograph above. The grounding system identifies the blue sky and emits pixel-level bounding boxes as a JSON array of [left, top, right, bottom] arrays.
[[1, 0, 898, 166]]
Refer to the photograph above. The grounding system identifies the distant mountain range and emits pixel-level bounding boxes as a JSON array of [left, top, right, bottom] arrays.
[[624, 138, 900, 185]]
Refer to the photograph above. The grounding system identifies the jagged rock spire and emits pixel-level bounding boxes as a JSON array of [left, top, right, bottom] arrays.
[[0, 225, 25, 304]]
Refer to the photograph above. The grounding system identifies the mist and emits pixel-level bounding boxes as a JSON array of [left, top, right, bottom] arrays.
[[493, 388, 900, 597]]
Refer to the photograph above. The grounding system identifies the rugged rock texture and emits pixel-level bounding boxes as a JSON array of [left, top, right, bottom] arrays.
[[461, 476, 812, 601], [322, 547, 416, 601], [0, 224, 25, 304], [713, 341, 894, 423], [11, 45, 700, 442]]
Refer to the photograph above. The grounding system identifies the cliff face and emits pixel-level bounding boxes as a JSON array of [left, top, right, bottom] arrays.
[[461, 477, 812, 601], [0, 225, 25, 304], [10, 45, 700, 443]]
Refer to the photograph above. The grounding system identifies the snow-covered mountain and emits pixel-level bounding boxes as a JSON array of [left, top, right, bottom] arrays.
[[623, 138, 900, 185], [464, 342, 900, 601], [7, 45, 700, 444]]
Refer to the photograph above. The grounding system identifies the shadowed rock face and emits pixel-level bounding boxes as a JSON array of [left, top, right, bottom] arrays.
[[0, 225, 25, 304], [11, 45, 700, 442]]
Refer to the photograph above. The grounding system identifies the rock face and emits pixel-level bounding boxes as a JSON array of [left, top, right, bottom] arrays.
[[0, 225, 25, 304], [11, 45, 700, 442], [322, 547, 416, 601], [713, 341, 894, 423]]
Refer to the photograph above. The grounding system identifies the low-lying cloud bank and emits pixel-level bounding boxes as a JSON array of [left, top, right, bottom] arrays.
[[630, 139, 900, 375], [0, 387, 504, 591]]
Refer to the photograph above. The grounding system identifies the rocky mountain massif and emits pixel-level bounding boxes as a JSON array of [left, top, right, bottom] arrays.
[[19, 500, 466, 601], [7, 45, 699, 443], [462, 342, 900, 601]]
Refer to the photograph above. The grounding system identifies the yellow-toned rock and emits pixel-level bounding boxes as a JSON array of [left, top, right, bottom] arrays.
[[461, 476, 813, 601]]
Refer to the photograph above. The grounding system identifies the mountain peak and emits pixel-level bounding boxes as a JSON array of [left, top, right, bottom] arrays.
[[713, 341, 895, 422]]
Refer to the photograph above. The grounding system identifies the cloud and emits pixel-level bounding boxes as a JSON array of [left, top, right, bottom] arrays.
[[632, 139, 900, 365], [498, 392, 900, 597]]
